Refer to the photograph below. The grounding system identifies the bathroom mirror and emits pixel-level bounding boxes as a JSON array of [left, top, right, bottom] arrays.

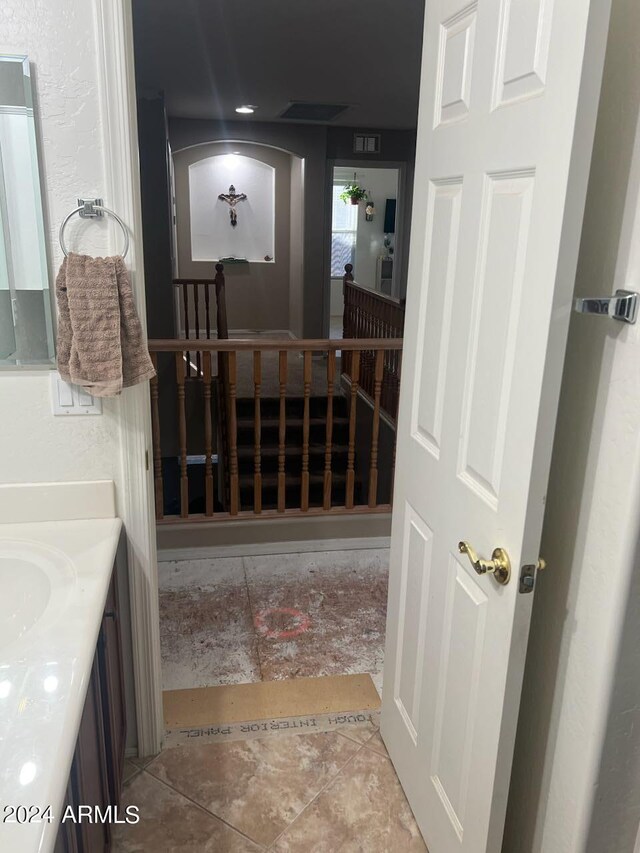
[[0, 55, 54, 368]]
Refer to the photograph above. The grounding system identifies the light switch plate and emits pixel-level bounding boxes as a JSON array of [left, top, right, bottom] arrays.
[[50, 372, 102, 415]]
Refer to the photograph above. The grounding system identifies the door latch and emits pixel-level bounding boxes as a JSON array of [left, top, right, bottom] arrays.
[[574, 289, 638, 324], [519, 559, 547, 594]]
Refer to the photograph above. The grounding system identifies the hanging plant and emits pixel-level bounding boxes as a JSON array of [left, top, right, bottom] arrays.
[[339, 184, 368, 205]]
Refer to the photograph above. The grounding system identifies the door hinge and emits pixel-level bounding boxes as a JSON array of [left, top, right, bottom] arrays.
[[145, 449, 150, 471]]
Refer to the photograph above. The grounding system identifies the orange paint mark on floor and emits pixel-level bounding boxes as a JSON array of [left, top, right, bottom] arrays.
[[254, 607, 311, 640]]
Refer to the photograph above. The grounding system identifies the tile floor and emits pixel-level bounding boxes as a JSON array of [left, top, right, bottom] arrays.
[[114, 725, 427, 852], [159, 549, 389, 695]]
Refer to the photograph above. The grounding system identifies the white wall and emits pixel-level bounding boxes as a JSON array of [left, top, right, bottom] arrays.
[[353, 168, 398, 289], [189, 153, 275, 263], [0, 5, 122, 487], [504, 1, 640, 849]]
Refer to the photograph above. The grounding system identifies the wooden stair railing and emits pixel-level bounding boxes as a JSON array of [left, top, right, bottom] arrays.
[[173, 262, 228, 376], [173, 264, 233, 509], [342, 264, 405, 421], [148, 337, 402, 522]]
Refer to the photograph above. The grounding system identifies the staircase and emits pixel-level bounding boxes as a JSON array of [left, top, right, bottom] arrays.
[[235, 394, 357, 510]]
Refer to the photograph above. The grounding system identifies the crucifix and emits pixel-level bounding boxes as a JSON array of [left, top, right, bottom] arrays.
[[218, 184, 247, 227]]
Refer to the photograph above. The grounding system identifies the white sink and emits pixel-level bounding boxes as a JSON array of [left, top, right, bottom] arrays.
[[0, 542, 75, 651]]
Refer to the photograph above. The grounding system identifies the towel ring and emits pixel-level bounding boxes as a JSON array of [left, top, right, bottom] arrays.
[[59, 200, 130, 259]]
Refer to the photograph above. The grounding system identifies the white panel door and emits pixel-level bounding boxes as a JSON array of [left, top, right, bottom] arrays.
[[381, 1, 612, 851]]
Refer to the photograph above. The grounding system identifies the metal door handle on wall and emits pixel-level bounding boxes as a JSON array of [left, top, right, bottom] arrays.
[[574, 289, 638, 324]]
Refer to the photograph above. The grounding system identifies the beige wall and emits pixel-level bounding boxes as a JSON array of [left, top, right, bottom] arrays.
[[174, 140, 298, 333], [289, 156, 305, 338]]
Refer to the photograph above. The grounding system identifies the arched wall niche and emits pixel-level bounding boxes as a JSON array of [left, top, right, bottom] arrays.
[[189, 153, 275, 263], [174, 140, 305, 334]]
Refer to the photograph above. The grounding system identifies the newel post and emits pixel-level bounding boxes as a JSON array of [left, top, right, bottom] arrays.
[[343, 263, 354, 337], [214, 263, 228, 340], [342, 263, 354, 372]]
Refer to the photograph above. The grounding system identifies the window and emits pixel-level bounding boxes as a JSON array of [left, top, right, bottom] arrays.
[[330, 183, 358, 277]]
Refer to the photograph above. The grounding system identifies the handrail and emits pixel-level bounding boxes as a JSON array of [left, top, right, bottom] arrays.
[[148, 338, 404, 352], [174, 278, 222, 284], [173, 266, 230, 504], [346, 278, 404, 309], [148, 336, 402, 522], [173, 262, 228, 342]]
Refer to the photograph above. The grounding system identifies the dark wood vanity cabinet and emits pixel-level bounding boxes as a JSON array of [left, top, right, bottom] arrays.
[[54, 568, 127, 853]]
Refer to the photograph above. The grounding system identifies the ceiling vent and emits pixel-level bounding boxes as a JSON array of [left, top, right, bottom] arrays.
[[279, 102, 349, 122], [353, 133, 381, 154]]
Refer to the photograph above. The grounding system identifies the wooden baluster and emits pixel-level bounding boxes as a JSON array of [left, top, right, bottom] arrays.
[[362, 295, 370, 395], [203, 351, 214, 516], [253, 351, 262, 514], [301, 350, 312, 511], [375, 300, 383, 339], [383, 350, 392, 415], [390, 348, 401, 503], [366, 293, 372, 338], [182, 284, 191, 378], [228, 350, 239, 515], [394, 348, 402, 418], [204, 282, 211, 339], [194, 284, 201, 377], [175, 351, 189, 518], [342, 268, 353, 375], [346, 350, 360, 509], [364, 295, 372, 394], [368, 350, 384, 508], [323, 350, 336, 510], [150, 352, 163, 520], [277, 351, 287, 513]]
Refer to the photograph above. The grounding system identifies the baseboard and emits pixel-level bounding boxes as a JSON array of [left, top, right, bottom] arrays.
[[157, 512, 392, 561], [176, 328, 297, 340], [228, 329, 297, 339]]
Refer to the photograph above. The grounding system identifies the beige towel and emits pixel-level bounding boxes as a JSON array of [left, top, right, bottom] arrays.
[[56, 253, 156, 397]]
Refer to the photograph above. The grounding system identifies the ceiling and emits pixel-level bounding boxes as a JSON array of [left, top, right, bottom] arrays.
[[132, 0, 425, 129]]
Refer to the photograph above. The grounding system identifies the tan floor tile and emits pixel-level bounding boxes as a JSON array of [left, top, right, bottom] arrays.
[[273, 747, 427, 852], [146, 731, 359, 847], [362, 731, 389, 757], [112, 771, 260, 852], [130, 754, 158, 769], [336, 720, 379, 746], [122, 759, 140, 784]]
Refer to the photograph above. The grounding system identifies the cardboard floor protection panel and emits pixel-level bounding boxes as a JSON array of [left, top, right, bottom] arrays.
[[163, 673, 381, 729]]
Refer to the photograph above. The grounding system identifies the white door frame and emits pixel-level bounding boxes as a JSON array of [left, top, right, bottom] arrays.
[[95, 0, 164, 756]]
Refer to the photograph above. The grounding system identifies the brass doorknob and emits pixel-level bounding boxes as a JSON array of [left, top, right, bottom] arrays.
[[458, 541, 511, 586]]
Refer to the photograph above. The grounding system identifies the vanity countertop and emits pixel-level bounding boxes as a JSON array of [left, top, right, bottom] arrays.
[[0, 514, 122, 853]]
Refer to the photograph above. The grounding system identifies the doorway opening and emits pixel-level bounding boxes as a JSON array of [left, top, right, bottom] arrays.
[[329, 164, 404, 339], [128, 0, 426, 844]]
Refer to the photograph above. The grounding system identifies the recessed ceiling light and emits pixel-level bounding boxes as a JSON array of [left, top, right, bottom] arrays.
[[235, 105, 256, 114]]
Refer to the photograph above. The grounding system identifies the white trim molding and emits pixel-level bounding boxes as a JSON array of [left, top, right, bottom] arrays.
[[158, 537, 392, 562], [95, 0, 163, 756]]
